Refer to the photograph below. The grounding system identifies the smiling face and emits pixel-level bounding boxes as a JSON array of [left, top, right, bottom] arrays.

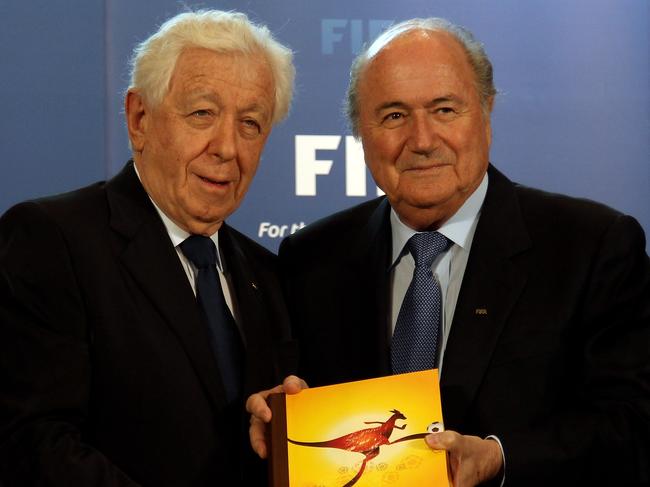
[[357, 30, 493, 230], [126, 47, 275, 235]]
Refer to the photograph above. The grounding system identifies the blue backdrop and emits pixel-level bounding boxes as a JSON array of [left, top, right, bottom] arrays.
[[1, 0, 648, 253]]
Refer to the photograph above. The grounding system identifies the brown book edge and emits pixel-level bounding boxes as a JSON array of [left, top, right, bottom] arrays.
[[268, 392, 288, 487]]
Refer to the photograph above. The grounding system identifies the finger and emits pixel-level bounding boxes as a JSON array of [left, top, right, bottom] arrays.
[[282, 375, 308, 394], [263, 383, 288, 399], [249, 415, 268, 459], [425, 430, 459, 451], [245, 393, 272, 422], [426, 432, 462, 486]]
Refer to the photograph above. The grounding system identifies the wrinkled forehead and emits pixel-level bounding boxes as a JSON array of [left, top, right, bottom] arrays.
[[172, 46, 268, 78], [167, 47, 273, 96]]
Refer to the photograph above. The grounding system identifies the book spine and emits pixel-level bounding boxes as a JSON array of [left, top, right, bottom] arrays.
[[268, 393, 289, 487]]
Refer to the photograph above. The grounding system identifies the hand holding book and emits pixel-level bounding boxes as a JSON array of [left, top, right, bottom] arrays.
[[246, 375, 308, 460], [261, 370, 450, 487]]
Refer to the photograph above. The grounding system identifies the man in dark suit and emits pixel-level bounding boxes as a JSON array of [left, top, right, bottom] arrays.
[[0, 10, 296, 486], [248, 18, 650, 486]]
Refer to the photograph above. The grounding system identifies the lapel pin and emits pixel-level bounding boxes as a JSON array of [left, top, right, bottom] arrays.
[[475, 308, 488, 315], [251, 281, 258, 290]]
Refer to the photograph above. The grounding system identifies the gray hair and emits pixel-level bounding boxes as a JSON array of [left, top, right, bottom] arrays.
[[128, 10, 294, 125], [346, 18, 496, 137]]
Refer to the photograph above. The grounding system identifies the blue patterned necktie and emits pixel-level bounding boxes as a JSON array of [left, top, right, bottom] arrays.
[[391, 232, 450, 374], [180, 235, 243, 403]]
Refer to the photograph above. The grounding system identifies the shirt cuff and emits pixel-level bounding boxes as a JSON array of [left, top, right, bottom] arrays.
[[485, 434, 505, 487]]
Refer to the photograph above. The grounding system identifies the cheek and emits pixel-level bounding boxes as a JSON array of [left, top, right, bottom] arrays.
[[450, 139, 489, 186], [163, 154, 189, 187], [364, 134, 401, 171], [158, 118, 209, 157], [240, 153, 260, 176], [146, 150, 181, 188], [449, 124, 488, 161], [234, 147, 263, 190]]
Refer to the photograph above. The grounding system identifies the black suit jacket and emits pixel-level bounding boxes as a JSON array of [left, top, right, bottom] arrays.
[[0, 162, 296, 486], [279, 165, 650, 486]]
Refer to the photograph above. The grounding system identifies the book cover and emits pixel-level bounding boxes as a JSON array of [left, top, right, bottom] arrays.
[[269, 369, 450, 487]]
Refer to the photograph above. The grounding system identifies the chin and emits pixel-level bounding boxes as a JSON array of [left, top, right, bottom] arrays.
[[404, 190, 454, 209], [192, 199, 232, 220], [183, 219, 224, 236], [197, 211, 228, 226]]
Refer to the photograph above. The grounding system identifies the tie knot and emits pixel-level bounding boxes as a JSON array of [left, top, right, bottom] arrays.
[[180, 235, 217, 269], [408, 232, 450, 268]]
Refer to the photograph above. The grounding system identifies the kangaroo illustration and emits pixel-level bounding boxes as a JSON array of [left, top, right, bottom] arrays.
[[288, 409, 429, 486]]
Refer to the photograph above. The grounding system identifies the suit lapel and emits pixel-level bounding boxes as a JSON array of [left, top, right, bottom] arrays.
[[106, 163, 228, 410], [344, 198, 393, 376], [441, 165, 531, 429]]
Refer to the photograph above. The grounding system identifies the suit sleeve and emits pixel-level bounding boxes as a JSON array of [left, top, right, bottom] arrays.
[[0, 202, 140, 486], [502, 214, 650, 485]]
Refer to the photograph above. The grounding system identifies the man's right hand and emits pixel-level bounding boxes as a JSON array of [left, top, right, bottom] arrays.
[[425, 431, 503, 487], [246, 375, 308, 458]]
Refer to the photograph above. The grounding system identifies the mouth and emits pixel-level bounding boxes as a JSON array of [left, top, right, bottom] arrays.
[[403, 163, 450, 173], [196, 174, 231, 189]]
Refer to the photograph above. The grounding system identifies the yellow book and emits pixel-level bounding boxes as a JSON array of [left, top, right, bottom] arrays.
[[268, 369, 450, 487]]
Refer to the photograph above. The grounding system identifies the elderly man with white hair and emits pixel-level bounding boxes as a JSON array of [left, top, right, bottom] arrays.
[[0, 10, 296, 486]]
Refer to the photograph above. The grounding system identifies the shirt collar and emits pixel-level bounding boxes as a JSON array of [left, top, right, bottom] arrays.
[[390, 172, 488, 267], [133, 162, 224, 271]]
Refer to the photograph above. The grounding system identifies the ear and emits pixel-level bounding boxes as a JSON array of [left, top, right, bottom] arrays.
[[485, 95, 495, 114], [125, 90, 148, 152], [484, 95, 495, 146]]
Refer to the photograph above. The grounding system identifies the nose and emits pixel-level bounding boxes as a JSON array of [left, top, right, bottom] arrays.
[[207, 117, 237, 162], [407, 112, 437, 156]]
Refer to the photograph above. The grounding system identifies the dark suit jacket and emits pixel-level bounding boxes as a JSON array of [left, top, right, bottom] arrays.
[[0, 162, 296, 486], [279, 165, 650, 486]]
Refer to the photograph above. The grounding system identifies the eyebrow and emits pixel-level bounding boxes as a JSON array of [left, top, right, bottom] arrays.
[[241, 102, 271, 118], [184, 91, 220, 104], [375, 101, 409, 115], [375, 95, 466, 114], [182, 92, 271, 120], [427, 94, 465, 107]]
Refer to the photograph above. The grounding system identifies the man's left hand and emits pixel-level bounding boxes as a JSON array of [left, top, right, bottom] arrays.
[[246, 375, 308, 459]]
